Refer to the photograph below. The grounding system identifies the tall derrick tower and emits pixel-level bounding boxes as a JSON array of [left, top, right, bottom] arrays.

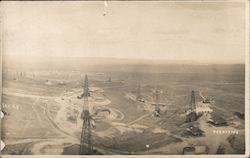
[[79, 75, 93, 155], [186, 90, 197, 122]]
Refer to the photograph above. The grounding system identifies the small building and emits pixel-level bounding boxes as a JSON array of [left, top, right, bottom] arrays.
[[77, 95, 83, 99], [234, 112, 245, 120], [208, 116, 227, 126], [183, 147, 195, 155], [153, 107, 160, 117], [137, 98, 145, 103], [183, 145, 209, 155], [186, 126, 204, 136]]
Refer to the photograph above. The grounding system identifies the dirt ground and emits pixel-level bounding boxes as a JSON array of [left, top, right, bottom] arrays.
[[1, 69, 245, 155]]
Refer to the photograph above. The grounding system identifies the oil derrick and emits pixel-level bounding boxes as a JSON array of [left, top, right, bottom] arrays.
[[79, 74, 93, 155], [186, 90, 198, 122], [154, 90, 161, 116]]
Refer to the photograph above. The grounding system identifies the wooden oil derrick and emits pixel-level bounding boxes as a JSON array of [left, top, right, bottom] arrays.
[[186, 90, 198, 122], [190, 90, 196, 112], [79, 75, 93, 155], [79, 110, 93, 154]]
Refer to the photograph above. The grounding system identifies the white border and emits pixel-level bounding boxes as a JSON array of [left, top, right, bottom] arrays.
[[1, 0, 249, 158], [244, 0, 249, 157]]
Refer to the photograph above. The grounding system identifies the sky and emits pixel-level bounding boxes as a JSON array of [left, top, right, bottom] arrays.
[[1, 1, 246, 64]]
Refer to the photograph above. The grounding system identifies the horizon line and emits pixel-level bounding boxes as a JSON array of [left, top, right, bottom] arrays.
[[4, 55, 245, 65]]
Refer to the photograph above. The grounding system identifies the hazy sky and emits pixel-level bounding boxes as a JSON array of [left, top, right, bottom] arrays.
[[2, 1, 246, 63]]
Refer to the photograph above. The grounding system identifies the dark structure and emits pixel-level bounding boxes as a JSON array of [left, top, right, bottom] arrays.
[[80, 110, 93, 154], [186, 126, 204, 136], [186, 112, 198, 122], [208, 116, 227, 126], [234, 112, 245, 120], [183, 147, 195, 155]]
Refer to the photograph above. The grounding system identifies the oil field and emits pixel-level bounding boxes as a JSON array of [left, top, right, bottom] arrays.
[[1, 60, 245, 155], [1, 1, 246, 156]]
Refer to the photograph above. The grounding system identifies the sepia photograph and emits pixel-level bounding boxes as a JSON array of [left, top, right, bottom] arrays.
[[0, 0, 249, 157]]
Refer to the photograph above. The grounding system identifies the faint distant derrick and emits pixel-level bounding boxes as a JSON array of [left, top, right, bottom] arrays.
[[135, 84, 142, 101], [11, 70, 27, 81], [150, 87, 167, 117], [108, 76, 112, 82], [154, 90, 161, 117], [19, 72, 26, 77]]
